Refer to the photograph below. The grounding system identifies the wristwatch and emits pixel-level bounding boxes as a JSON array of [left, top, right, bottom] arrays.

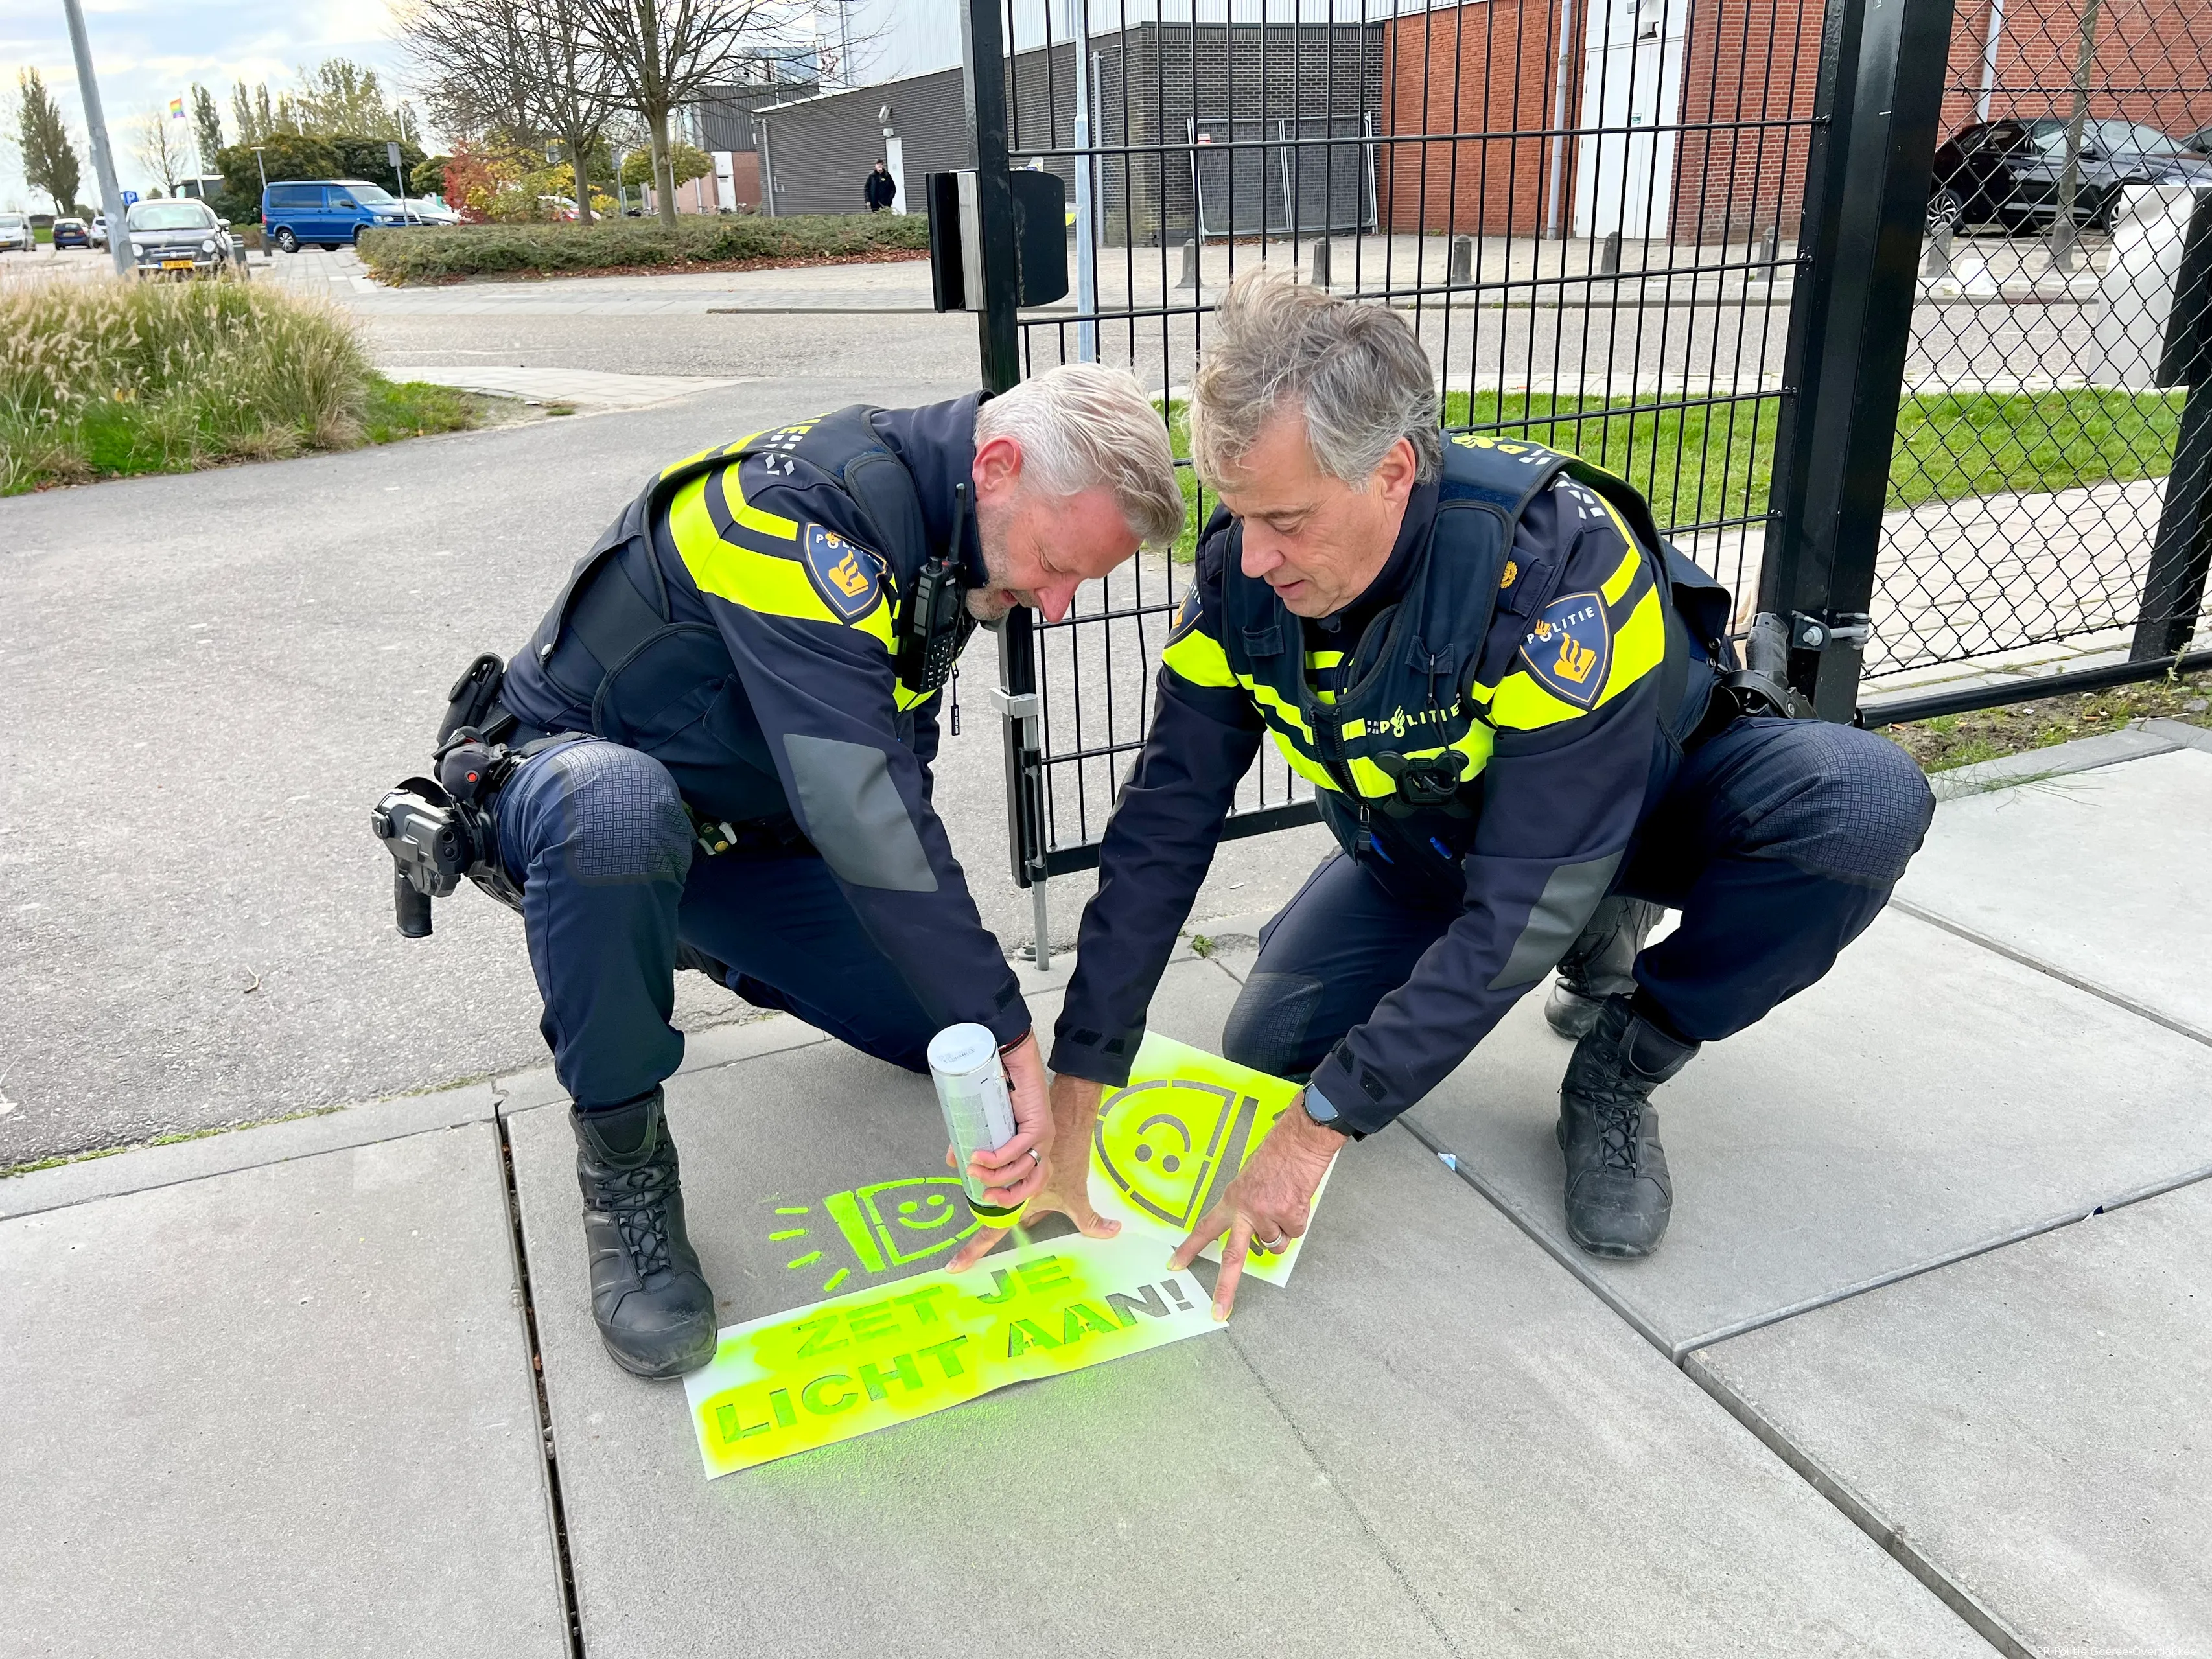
[[1299, 1084, 1359, 1140]]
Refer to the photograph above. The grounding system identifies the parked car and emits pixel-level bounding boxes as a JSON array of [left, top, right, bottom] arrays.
[[260, 179, 430, 251], [406, 194, 463, 226], [51, 217, 90, 250], [1930, 117, 2212, 234], [124, 198, 237, 277], [2184, 126, 2212, 156], [0, 212, 31, 252], [89, 213, 108, 248]]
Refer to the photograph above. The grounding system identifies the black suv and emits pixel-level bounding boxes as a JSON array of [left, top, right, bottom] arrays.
[[1929, 117, 2209, 234]]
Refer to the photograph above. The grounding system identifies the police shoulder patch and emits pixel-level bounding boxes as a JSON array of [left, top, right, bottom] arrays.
[[1519, 589, 1612, 708], [800, 523, 883, 623]]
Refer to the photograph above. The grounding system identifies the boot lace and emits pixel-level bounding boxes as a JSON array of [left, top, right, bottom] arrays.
[[1596, 1095, 1642, 1174], [597, 1161, 676, 1277]]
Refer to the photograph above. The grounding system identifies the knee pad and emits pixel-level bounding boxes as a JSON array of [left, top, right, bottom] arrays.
[[1222, 971, 1327, 1080], [550, 741, 693, 885], [1754, 724, 1935, 887]]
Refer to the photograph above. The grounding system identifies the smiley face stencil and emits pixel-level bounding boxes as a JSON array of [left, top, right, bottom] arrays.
[[1088, 1033, 1334, 1286]]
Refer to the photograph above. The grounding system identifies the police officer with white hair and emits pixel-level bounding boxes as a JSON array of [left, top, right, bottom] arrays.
[[998, 272, 1933, 1317], [421, 366, 1183, 1376]]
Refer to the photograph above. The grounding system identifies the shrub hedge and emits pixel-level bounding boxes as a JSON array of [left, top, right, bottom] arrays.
[[356, 212, 931, 284]]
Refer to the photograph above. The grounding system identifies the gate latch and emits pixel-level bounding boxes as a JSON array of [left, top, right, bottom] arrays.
[[1790, 611, 1871, 651]]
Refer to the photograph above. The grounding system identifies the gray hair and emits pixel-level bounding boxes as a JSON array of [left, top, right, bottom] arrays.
[[974, 362, 1185, 548], [1188, 268, 1442, 489]]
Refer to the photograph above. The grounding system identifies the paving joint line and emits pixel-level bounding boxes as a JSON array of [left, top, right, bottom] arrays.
[[1393, 1114, 2069, 1658], [1219, 1317, 1468, 1659], [493, 1111, 587, 1659], [1678, 1354, 2038, 1659], [1887, 896, 2212, 1052]]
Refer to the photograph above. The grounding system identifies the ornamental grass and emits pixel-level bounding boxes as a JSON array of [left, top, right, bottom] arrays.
[[0, 271, 367, 494]]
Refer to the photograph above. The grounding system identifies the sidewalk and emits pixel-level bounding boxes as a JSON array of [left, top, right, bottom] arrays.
[[5, 726, 2208, 1657]]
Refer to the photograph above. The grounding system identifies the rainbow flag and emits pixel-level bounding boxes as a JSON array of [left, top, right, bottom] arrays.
[[169, 97, 184, 119]]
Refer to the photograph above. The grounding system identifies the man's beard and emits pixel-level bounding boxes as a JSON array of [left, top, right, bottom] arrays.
[[962, 508, 1026, 621]]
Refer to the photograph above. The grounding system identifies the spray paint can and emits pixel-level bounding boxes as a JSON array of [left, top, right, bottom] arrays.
[[927, 1023, 1023, 1227]]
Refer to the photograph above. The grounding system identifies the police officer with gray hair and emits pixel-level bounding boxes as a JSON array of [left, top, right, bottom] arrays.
[[386, 365, 1182, 1377], [999, 272, 1933, 1317]]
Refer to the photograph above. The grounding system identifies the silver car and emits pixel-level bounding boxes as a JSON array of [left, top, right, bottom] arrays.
[[0, 213, 32, 253], [124, 199, 237, 277]]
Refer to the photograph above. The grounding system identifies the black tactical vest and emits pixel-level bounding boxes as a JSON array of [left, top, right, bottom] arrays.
[[1215, 434, 1732, 863]]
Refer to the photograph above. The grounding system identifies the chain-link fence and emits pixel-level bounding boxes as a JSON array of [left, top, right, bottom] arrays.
[[1868, 0, 2212, 690]]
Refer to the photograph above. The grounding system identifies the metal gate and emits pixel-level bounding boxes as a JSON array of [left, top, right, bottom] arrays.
[[951, 0, 2209, 955]]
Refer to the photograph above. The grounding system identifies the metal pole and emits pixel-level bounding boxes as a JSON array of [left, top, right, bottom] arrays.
[[2129, 380, 2212, 659], [2048, 0, 2101, 273], [1073, 8, 1097, 364], [963, 0, 1050, 964], [61, 0, 134, 278], [1974, 0, 2005, 122], [1762, 0, 1959, 721], [1546, 0, 1578, 240]]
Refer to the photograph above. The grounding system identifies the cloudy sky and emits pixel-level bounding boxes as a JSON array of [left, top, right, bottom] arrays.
[[0, 0, 417, 211]]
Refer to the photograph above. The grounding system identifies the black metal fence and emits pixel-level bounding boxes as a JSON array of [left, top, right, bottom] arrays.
[[951, 0, 2211, 948]]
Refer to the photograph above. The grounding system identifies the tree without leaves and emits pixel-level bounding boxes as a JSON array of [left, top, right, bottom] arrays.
[[17, 69, 80, 217], [134, 107, 191, 195], [399, 0, 622, 225], [579, 0, 808, 226]]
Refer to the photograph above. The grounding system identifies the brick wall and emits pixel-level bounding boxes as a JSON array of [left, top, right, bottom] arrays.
[[1668, 0, 1827, 242], [1379, 0, 1562, 237], [1384, 0, 2210, 246]]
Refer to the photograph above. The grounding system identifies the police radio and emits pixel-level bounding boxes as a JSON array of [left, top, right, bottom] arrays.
[[894, 481, 977, 696]]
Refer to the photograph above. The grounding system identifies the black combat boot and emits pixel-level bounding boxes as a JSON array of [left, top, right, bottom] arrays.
[[1545, 897, 1666, 1039], [1557, 996, 1698, 1258], [571, 1093, 719, 1378]]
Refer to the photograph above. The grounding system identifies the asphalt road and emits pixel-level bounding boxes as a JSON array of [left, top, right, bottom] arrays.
[[0, 375, 1329, 1165]]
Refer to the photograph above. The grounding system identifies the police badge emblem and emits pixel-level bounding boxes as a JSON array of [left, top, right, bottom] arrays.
[[800, 524, 883, 623], [1519, 590, 1612, 708]]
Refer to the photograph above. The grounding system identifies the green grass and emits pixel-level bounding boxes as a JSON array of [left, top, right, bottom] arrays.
[[1158, 387, 2185, 561], [359, 374, 493, 443], [32, 224, 52, 244], [0, 275, 497, 493], [356, 211, 931, 284]]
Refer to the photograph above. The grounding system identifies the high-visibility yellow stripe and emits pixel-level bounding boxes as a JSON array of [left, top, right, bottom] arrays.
[[894, 682, 937, 712], [1240, 677, 1313, 740], [1264, 729, 1342, 792], [1305, 649, 1346, 669], [1603, 583, 1665, 699], [1600, 541, 1641, 605], [1162, 626, 1237, 689], [725, 463, 799, 542], [668, 478, 892, 644]]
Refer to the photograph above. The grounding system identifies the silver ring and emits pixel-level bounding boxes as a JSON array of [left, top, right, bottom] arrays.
[[1258, 1235, 1286, 1251], [1028, 1149, 1042, 1164]]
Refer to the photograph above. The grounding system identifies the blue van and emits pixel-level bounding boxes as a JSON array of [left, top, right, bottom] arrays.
[[261, 180, 426, 251]]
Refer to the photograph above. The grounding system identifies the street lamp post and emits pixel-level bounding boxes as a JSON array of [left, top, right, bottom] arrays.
[[252, 148, 267, 259], [60, 0, 133, 277]]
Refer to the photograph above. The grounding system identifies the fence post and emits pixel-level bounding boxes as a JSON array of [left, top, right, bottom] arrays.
[[1763, 0, 1957, 721], [960, 0, 1054, 963]]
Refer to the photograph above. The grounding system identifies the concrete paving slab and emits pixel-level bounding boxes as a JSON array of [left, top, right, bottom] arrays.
[[1690, 1178, 2212, 1659], [1896, 747, 2212, 1038], [511, 962, 1473, 1658], [1220, 1128, 1994, 1657], [0, 1122, 565, 1658], [514, 959, 1986, 1656], [1404, 908, 2212, 1354], [0, 1082, 499, 1222]]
